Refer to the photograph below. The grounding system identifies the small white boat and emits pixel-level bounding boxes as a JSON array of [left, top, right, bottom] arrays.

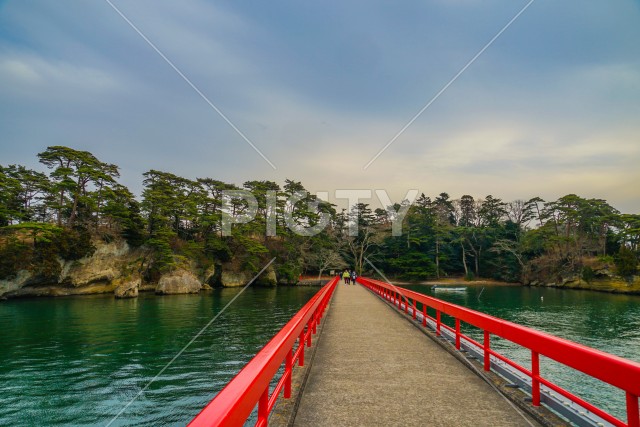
[[431, 286, 467, 292]]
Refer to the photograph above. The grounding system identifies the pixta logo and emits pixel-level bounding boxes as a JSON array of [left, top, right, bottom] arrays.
[[220, 189, 418, 237]]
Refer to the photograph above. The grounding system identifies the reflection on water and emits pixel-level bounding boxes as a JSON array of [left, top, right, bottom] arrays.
[[0, 287, 318, 426], [406, 284, 640, 421]]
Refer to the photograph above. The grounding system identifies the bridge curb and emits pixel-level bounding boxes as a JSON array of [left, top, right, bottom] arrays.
[[269, 295, 333, 426], [371, 287, 568, 427]]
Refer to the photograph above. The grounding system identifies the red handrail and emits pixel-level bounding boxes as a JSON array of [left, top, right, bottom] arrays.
[[189, 277, 339, 427], [358, 277, 640, 427]]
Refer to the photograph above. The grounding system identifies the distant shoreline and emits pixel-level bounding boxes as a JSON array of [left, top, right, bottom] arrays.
[[389, 277, 520, 287]]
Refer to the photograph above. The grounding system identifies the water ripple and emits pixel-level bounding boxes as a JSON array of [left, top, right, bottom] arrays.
[[0, 287, 318, 426]]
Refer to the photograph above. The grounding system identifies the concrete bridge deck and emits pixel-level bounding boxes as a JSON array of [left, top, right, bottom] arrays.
[[291, 282, 539, 426]]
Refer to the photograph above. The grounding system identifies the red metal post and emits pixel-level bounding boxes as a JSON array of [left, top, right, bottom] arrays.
[[627, 392, 640, 427], [484, 331, 491, 371], [405, 297, 409, 314], [312, 314, 317, 334], [412, 300, 417, 320], [298, 331, 305, 366], [436, 310, 441, 336], [284, 349, 292, 398], [258, 386, 269, 426], [532, 351, 540, 406], [306, 321, 312, 347], [455, 318, 461, 350], [422, 305, 427, 327]]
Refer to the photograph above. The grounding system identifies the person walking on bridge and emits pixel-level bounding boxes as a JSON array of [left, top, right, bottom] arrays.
[[351, 270, 357, 285], [342, 270, 350, 285]]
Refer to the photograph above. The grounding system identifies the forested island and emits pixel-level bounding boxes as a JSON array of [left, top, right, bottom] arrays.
[[1, 146, 639, 299]]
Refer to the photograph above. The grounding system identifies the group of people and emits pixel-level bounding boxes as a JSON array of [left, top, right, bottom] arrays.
[[341, 269, 358, 285]]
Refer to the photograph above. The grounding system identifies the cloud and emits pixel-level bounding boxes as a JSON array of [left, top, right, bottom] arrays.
[[0, 54, 118, 95], [0, 0, 638, 214]]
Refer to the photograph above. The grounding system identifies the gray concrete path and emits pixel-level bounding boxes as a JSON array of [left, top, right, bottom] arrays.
[[293, 282, 539, 427]]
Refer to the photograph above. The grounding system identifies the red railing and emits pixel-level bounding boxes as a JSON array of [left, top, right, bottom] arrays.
[[358, 277, 640, 427], [189, 277, 338, 427]]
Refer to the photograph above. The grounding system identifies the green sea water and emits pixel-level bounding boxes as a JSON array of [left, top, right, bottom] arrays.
[[1, 284, 638, 425], [0, 287, 318, 426]]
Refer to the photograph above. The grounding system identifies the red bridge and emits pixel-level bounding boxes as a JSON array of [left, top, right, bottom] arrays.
[[188, 277, 640, 427]]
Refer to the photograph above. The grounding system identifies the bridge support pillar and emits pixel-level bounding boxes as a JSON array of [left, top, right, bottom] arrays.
[[483, 331, 491, 371], [532, 351, 540, 406], [285, 349, 292, 398], [299, 331, 305, 366], [627, 392, 639, 427]]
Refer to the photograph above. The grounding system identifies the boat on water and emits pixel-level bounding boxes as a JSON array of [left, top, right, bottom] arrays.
[[431, 285, 467, 292]]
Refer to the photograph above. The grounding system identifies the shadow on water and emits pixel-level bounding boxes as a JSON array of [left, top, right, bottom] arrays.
[[0, 286, 319, 426]]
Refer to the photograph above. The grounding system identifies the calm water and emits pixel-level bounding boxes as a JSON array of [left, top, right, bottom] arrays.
[[0, 287, 319, 426], [1, 285, 639, 425], [406, 284, 640, 422]]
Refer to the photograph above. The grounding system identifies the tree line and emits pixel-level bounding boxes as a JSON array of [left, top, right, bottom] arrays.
[[1, 146, 638, 284]]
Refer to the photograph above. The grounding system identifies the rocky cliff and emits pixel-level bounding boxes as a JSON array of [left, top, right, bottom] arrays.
[[0, 239, 279, 300], [526, 261, 640, 294], [0, 240, 138, 298]]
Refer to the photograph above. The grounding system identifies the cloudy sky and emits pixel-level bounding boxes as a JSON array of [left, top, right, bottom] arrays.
[[1, 0, 639, 212]]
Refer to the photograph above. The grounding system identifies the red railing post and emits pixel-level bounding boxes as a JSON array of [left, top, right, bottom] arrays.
[[455, 318, 461, 350], [306, 321, 312, 347], [412, 300, 417, 320], [422, 304, 427, 327], [532, 351, 540, 406], [258, 386, 269, 426], [436, 310, 441, 336], [405, 297, 409, 314], [298, 330, 305, 366], [483, 331, 491, 371], [284, 349, 292, 398], [627, 392, 640, 427]]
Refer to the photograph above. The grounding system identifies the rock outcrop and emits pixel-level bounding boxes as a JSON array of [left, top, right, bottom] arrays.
[[256, 268, 277, 287], [60, 240, 131, 288], [219, 271, 251, 287], [114, 277, 140, 299], [0, 237, 285, 300], [0, 240, 141, 299], [155, 270, 202, 295], [218, 265, 277, 287]]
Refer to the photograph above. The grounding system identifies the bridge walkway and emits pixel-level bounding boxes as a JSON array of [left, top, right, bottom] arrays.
[[292, 282, 539, 426]]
